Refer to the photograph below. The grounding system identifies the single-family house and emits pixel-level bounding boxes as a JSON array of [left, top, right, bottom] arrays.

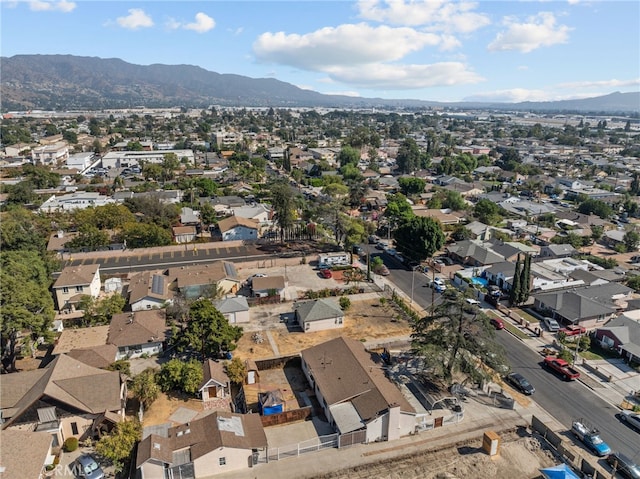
[[52, 325, 110, 357], [39, 192, 115, 213], [446, 240, 505, 267], [168, 262, 240, 299], [0, 429, 56, 479], [180, 207, 201, 226], [213, 296, 250, 324], [251, 276, 286, 300], [108, 310, 167, 360], [136, 412, 267, 478], [593, 315, 640, 364], [173, 225, 198, 244], [231, 204, 271, 225], [539, 244, 578, 259], [216, 216, 259, 241], [32, 142, 69, 165], [0, 354, 126, 445], [65, 344, 119, 369], [412, 208, 463, 225], [127, 271, 171, 311], [294, 299, 344, 333], [532, 290, 616, 329], [52, 264, 101, 311], [301, 337, 416, 442], [199, 360, 231, 403]]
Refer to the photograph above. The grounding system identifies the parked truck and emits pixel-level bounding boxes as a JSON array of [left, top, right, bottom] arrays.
[[571, 419, 611, 456], [543, 356, 581, 381]]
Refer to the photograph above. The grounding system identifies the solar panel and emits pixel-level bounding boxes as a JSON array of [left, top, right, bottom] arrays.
[[151, 275, 164, 295]]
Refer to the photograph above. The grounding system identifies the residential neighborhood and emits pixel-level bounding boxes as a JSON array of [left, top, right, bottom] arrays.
[[1, 106, 640, 479]]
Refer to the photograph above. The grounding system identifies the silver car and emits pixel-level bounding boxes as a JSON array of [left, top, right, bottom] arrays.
[[620, 410, 640, 432], [542, 317, 560, 332], [74, 455, 104, 479]]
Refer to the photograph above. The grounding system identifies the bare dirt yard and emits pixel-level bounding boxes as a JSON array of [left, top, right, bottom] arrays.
[[233, 297, 413, 361], [313, 430, 558, 479], [141, 392, 204, 427]]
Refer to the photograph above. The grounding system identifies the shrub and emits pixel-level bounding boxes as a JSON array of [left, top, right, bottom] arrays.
[[339, 297, 351, 310], [63, 437, 78, 452]]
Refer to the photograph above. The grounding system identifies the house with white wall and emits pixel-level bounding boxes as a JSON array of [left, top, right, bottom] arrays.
[[39, 192, 115, 213], [300, 337, 416, 443], [295, 299, 344, 333], [127, 272, 171, 312], [32, 142, 69, 165], [108, 310, 167, 360], [216, 216, 258, 241], [213, 296, 250, 324], [52, 264, 101, 311]]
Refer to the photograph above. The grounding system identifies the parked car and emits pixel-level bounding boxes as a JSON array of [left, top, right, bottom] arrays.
[[465, 298, 480, 305], [560, 324, 586, 336], [490, 317, 505, 330], [630, 255, 640, 264], [505, 372, 535, 395], [74, 455, 104, 479], [606, 451, 640, 479], [246, 273, 267, 286], [352, 245, 364, 256], [618, 410, 640, 432], [317, 262, 331, 270], [542, 317, 560, 332], [374, 264, 390, 276], [320, 269, 332, 279], [571, 420, 611, 456], [375, 241, 388, 250], [368, 235, 380, 244]]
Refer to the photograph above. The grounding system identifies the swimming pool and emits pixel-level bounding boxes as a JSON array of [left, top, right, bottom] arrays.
[[471, 277, 488, 287]]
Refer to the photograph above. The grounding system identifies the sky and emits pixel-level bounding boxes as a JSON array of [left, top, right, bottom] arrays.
[[1, 0, 639, 103]]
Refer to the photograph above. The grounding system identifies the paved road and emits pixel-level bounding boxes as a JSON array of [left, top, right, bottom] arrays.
[[495, 331, 640, 461], [62, 243, 272, 274]]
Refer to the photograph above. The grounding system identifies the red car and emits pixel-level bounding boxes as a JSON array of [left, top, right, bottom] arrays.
[[490, 317, 504, 330], [320, 269, 332, 279], [560, 325, 586, 336]]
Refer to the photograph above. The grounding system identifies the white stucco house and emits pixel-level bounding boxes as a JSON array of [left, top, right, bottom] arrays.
[[108, 310, 167, 360], [216, 216, 258, 241], [294, 298, 344, 333], [127, 272, 171, 312], [52, 264, 101, 311], [39, 192, 115, 213], [213, 296, 250, 324]]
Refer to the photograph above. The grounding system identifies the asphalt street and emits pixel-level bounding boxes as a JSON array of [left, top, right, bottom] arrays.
[[495, 329, 639, 462]]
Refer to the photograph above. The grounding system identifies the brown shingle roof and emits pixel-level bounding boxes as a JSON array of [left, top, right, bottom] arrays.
[[301, 337, 414, 422], [172, 225, 197, 235], [136, 412, 267, 467], [168, 261, 239, 288], [127, 271, 169, 304], [251, 275, 285, 291], [108, 310, 166, 347], [0, 354, 122, 426], [200, 359, 229, 390], [52, 325, 110, 355], [217, 215, 258, 233], [0, 430, 53, 479], [65, 344, 118, 369], [53, 264, 99, 288]]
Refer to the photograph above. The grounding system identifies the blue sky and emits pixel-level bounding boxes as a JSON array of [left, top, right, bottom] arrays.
[[2, 0, 639, 103]]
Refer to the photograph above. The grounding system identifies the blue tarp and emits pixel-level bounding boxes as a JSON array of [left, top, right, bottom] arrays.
[[540, 463, 581, 479]]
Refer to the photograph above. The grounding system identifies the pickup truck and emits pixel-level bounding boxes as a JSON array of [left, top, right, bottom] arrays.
[[571, 420, 611, 456], [543, 356, 581, 381]]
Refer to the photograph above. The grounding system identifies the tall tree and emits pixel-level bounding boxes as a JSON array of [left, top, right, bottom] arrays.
[[130, 368, 160, 410], [396, 138, 421, 174], [180, 299, 243, 359], [412, 289, 507, 384], [509, 255, 522, 306], [270, 180, 297, 242], [518, 254, 531, 305], [392, 216, 445, 262], [337, 146, 360, 167], [95, 420, 141, 473]]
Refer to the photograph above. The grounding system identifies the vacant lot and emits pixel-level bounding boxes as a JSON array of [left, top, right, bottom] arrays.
[[233, 297, 413, 361]]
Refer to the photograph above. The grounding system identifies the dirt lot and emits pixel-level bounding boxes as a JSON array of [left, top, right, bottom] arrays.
[[233, 297, 413, 361], [313, 431, 558, 479], [141, 392, 204, 427]]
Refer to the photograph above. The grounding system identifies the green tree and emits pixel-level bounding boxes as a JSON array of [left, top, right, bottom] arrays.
[[0, 250, 55, 372], [339, 296, 351, 310], [180, 299, 243, 358], [157, 359, 203, 394], [441, 190, 467, 211], [270, 180, 297, 242], [412, 289, 507, 384], [396, 138, 421, 174], [474, 199, 502, 225], [225, 357, 247, 384], [384, 193, 414, 226], [509, 256, 522, 306], [119, 222, 172, 248], [66, 225, 110, 251], [626, 275, 640, 292], [130, 368, 160, 410], [518, 254, 531, 305], [337, 146, 360, 167], [95, 420, 141, 473], [107, 360, 131, 376], [398, 177, 426, 197], [0, 207, 50, 252], [577, 198, 613, 219], [77, 294, 126, 326], [451, 225, 472, 241], [393, 216, 446, 262], [623, 230, 640, 252]]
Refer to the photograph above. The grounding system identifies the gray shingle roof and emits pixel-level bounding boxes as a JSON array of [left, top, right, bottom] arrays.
[[295, 299, 343, 323]]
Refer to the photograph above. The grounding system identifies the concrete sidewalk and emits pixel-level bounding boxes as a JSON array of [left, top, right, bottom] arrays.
[[491, 307, 640, 410]]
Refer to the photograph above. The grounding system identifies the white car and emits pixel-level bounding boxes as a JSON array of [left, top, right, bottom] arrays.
[[465, 298, 480, 305], [542, 317, 560, 332], [619, 410, 640, 432]]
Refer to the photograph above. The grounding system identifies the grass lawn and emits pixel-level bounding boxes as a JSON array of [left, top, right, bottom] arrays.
[[513, 308, 540, 324], [580, 345, 621, 361]]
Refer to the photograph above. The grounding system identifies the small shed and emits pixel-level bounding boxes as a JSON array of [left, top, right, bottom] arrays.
[[246, 359, 259, 385], [104, 277, 123, 293], [259, 390, 284, 416]]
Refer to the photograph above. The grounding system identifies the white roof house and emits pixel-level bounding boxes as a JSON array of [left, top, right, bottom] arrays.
[[39, 192, 115, 212]]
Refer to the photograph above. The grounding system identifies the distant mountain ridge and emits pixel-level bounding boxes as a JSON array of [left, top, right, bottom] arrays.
[[2, 54, 639, 113]]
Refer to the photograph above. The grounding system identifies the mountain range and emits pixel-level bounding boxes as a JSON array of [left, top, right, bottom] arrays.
[[1, 54, 639, 113]]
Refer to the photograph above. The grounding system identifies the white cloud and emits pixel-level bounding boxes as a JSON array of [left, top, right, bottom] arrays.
[[228, 27, 244, 36], [165, 17, 181, 31], [29, 0, 76, 12], [356, 0, 490, 33], [464, 88, 553, 102], [116, 8, 154, 30], [254, 23, 442, 70], [557, 78, 640, 89], [184, 12, 215, 33], [488, 12, 571, 53], [517, 65, 529, 70], [324, 62, 484, 89], [323, 91, 362, 97]]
